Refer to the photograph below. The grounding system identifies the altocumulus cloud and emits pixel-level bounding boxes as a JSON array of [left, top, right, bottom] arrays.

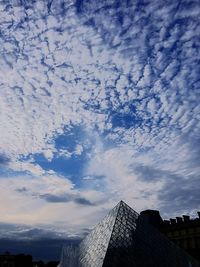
[[0, 0, 200, 239]]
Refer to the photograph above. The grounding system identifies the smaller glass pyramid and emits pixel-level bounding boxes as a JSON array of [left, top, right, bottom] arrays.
[[58, 245, 79, 267], [59, 201, 200, 267]]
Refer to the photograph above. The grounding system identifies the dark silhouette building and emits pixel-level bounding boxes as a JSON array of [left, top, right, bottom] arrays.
[[59, 201, 200, 267], [140, 209, 200, 262], [0, 253, 32, 267], [0, 252, 15, 267]]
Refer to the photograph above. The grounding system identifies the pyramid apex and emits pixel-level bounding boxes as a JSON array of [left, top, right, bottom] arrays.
[[118, 200, 130, 207], [115, 200, 126, 208], [116, 200, 139, 215]]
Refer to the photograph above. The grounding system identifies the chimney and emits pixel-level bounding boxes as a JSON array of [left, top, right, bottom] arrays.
[[170, 218, 176, 225], [176, 217, 183, 223], [163, 220, 170, 225], [183, 215, 190, 222]]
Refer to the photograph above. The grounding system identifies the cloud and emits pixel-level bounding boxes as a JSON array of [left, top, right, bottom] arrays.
[[39, 193, 72, 203], [133, 162, 200, 216], [39, 193, 94, 206], [0, 222, 68, 240], [0, 153, 10, 165], [0, 0, 199, 168], [74, 197, 94, 206], [11, 173, 95, 207], [85, 140, 165, 211], [134, 165, 166, 182], [0, 171, 107, 238], [158, 173, 200, 217]]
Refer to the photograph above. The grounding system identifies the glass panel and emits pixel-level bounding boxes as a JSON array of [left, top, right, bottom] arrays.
[[78, 201, 121, 267], [58, 245, 79, 267], [103, 202, 199, 267]]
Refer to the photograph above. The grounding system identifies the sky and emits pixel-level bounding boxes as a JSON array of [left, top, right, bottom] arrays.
[[0, 0, 200, 254]]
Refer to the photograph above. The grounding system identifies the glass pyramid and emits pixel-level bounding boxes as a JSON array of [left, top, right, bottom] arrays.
[[79, 200, 138, 267], [59, 201, 200, 267], [58, 245, 79, 267]]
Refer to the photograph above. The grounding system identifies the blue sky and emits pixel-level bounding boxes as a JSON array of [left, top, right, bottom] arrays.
[[0, 0, 200, 242]]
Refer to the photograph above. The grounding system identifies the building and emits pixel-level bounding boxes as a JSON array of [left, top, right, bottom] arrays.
[[0, 252, 15, 267], [59, 201, 200, 267], [0, 253, 32, 267], [140, 209, 200, 262]]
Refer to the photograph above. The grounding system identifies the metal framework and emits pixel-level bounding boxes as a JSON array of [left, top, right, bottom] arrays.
[[58, 245, 79, 267]]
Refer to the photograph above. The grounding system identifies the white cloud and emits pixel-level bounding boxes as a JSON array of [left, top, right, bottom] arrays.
[[85, 138, 164, 211], [0, 172, 108, 234], [74, 144, 84, 155], [0, 0, 198, 169]]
